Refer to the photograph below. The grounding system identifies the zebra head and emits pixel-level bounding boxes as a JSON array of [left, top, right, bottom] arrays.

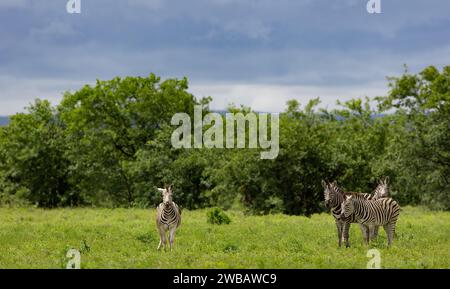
[[322, 180, 343, 209], [340, 194, 354, 219], [374, 176, 389, 199], [158, 185, 173, 205]]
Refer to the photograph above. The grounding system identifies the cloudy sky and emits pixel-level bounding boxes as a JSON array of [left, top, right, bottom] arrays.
[[0, 0, 449, 115]]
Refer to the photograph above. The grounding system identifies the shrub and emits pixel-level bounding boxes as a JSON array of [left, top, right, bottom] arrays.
[[207, 207, 231, 225]]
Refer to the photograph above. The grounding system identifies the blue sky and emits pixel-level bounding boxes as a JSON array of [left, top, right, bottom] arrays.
[[0, 0, 449, 114]]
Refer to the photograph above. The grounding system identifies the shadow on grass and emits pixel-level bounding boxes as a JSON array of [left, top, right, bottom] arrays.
[[223, 243, 239, 253], [136, 232, 156, 245]]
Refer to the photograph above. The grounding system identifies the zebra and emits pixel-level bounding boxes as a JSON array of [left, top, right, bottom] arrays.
[[368, 176, 390, 238], [322, 179, 388, 247], [339, 193, 400, 246], [323, 180, 369, 247], [373, 176, 390, 199], [156, 185, 181, 251]]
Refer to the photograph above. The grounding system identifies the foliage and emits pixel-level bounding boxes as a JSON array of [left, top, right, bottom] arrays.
[[57, 74, 209, 207], [0, 66, 448, 211], [376, 65, 450, 209], [0, 100, 74, 207], [207, 207, 231, 225]]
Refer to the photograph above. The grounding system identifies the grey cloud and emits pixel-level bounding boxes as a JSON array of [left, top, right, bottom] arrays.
[[0, 0, 28, 8], [0, 0, 449, 115]]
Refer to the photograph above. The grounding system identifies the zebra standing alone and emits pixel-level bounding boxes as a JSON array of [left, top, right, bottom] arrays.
[[339, 193, 400, 246], [322, 179, 388, 247], [156, 185, 181, 251]]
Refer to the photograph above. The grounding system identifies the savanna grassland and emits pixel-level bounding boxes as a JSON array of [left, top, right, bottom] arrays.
[[0, 206, 448, 269]]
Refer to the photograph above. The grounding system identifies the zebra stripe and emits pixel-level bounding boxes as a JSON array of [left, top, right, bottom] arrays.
[[156, 186, 181, 251], [372, 176, 389, 200], [340, 194, 400, 246], [324, 181, 374, 218], [367, 177, 390, 238], [157, 202, 181, 227], [322, 180, 387, 247]]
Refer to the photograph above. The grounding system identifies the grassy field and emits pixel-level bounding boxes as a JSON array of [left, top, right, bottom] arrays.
[[0, 206, 448, 269]]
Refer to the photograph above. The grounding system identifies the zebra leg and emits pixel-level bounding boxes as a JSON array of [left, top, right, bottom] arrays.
[[373, 225, 379, 239], [157, 227, 167, 251], [336, 221, 343, 247], [360, 224, 368, 242], [368, 225, 378, 241], [343, 222, 351, 248], [157, 240, 162, 250], [162, 232, 168, 251], [169, 227, 177, 251], [384, 223, 396, 247], [360, 224, 370, 245], [157, 226, 163, 250]]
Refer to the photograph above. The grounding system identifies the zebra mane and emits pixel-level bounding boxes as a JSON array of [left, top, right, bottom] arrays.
[[329, 182, 344, 195], [372, 177, 389, 198], [329, 181, 376, 200], [372, 184, 383, 195], [343, 192, 360, 197]]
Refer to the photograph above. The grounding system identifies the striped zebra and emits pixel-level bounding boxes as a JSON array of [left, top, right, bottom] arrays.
[[369, 177, 390, 238], [373, 176, 390, 199], [156, 185, 181, 251], [323, 180, 369, 247], [322, 179, 387, 247], [339, 194, 400, 246]]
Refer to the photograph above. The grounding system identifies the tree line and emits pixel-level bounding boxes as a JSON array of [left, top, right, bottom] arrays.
[[0, 66, 448, 213]]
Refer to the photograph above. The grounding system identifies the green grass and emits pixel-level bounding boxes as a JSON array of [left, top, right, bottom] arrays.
[[0, 206, 448, 268]]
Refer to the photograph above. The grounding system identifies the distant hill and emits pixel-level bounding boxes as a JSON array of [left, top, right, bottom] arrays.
[[0, 113, 387, 127], [0, 116, 9, 126]]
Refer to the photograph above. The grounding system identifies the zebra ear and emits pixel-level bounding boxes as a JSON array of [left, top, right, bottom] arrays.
[[321, 180, 327, 188], [157, 188, 165, 194], [385, 176, 390, 184]]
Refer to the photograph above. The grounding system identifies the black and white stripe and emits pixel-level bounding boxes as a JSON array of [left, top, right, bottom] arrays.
[[368, 177, 390, 238], [323, 180, 373, 247], [156, 186, 181, 251], [322, 179, 388, 247], [373, 176, 390, 200], [157, 202, 181, 227], [340, 194, 400, 246]]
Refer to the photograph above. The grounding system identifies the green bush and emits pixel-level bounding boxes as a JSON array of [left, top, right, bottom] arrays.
[[207, 207, 231, 225], [0, 67, 448, 212]]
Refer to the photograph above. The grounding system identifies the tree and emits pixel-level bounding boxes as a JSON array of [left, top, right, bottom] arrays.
[[0, 67, 448, 212], [376, 65, 450, 209], [0, 100, 74, 207], [58, 74, 209, 206]]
